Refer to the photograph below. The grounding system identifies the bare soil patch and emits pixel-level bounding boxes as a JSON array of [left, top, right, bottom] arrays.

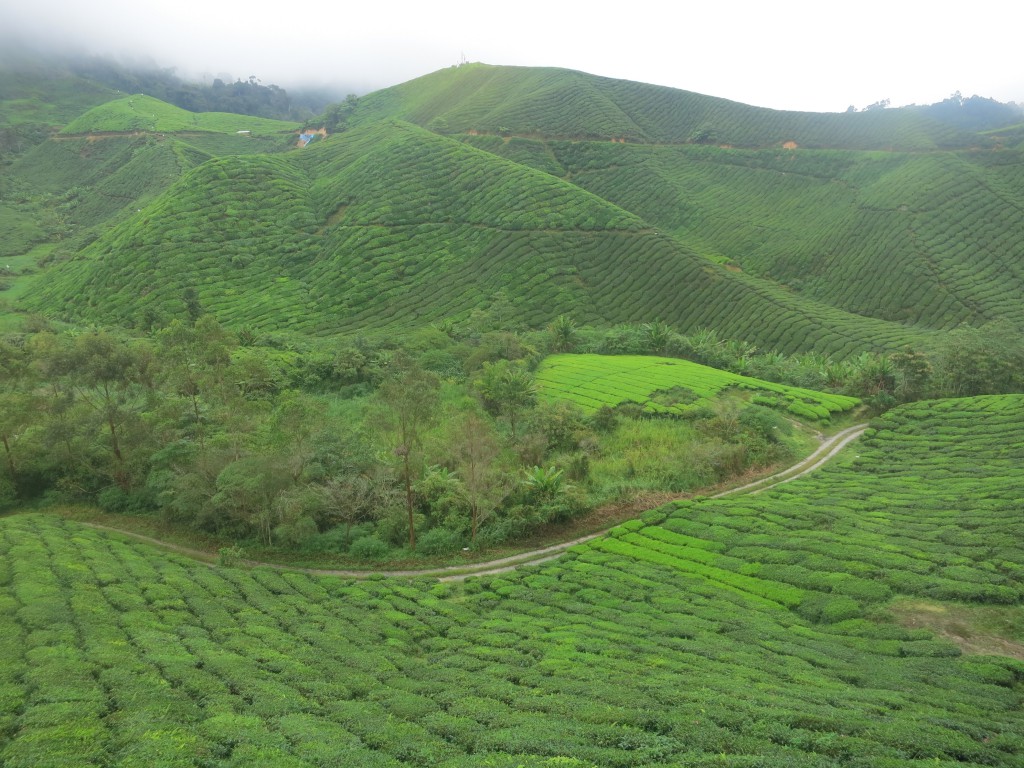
[[889, 599, 1024, 660]]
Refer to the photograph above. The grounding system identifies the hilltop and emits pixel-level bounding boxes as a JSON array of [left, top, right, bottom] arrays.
[[347, 62, 1000, 150]]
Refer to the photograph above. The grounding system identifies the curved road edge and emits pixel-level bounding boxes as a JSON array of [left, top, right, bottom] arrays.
[[79, 423, 869, 582]]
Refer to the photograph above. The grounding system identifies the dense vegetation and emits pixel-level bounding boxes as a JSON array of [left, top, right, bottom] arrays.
[[2, 395, 1023, 766], [4, 70, 1020, 355], [2, 318, 860, 558], [489, 139, 1024, 331]]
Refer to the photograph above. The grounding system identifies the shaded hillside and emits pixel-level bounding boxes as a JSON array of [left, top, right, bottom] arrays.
[[25, 120, 930, 355], [349, 63, 984, 150], [0, 63, 117, 158], [472, 139, 1024, 331]]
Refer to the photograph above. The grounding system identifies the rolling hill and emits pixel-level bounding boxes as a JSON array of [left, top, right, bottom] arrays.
[[348, 63, 989, 150], [4, 61, 1023, 358], [24, 119, 933, 354]]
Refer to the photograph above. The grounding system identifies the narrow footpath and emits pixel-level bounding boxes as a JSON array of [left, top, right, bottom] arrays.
[[82, 423, 869, 581]]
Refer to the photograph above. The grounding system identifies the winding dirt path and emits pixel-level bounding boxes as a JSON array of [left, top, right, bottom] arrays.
[[81, 423, 868, 581]]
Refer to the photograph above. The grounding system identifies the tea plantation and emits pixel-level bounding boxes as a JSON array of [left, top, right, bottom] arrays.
[[2, 395, 1022, 766], [23, 119, 934, 355], [535, 354, 859, 420], [351, 63, 980, 150]]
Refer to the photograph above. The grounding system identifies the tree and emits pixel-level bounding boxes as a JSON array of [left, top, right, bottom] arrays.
[[453, 413, 503, 541], [211, 454, 289, 543], [321, 466, 396, 545], [475, 361, 537, 439], [375, 355, 440, 550], [889, 347, 933, 402], [269, 390, 327, 485], [45, 332, 150, 490], [156, 316, 234, 449], [933, 322, 1023, 396], [547, 315, 579, 353]]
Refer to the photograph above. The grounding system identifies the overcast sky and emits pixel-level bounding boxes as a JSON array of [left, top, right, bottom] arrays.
[[2, 0, 1022, 112]]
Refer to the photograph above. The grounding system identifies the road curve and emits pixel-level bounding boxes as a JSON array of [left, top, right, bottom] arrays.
[[81, 423, 869, 581]]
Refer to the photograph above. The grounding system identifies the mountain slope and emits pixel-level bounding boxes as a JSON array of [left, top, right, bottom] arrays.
[[349, 63, 984, 150], [487, 139, 1024, 331], [24, 120, 930, 354]]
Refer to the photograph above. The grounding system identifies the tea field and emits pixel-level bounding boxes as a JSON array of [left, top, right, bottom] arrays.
[[23, 119, 933, 355], [538, 140, 1024, 332], [352, 63, 979, 150], [535, 354, 859, 421], [1, 394, 1022, 766], [59, 95, 300, 136]]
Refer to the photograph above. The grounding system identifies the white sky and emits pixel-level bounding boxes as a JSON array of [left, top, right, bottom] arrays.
[[2, 0, 1022, 112]]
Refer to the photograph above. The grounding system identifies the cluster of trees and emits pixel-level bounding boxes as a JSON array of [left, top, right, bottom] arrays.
[[69, 57, 328, 120], [2, 311, 1021, 558], [0, 317, 592, 557]]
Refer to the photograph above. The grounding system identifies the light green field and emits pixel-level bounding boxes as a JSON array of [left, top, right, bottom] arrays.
[[536, 353, 859, 421], [60, 95, 300, 135]]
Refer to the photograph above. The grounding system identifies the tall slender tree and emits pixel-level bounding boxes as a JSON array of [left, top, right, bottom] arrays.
[[375, 355, 440, 551]]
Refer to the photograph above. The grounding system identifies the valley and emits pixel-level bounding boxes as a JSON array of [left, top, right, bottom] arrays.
[[1, 56, 1023, 766]]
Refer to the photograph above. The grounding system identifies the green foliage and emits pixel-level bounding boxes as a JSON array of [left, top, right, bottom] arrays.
[[16, 119, 948, 357], [3, 463, 1023, 767], [349, 535, 389, 561], [535, 354, 858, 421], [416, 526, 465, 556]]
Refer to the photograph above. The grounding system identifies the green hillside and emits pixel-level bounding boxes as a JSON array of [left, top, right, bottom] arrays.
[[489, 139, 1024, 331], [24, 120, 932, 354], [60, 94, 300, 136], [350, 63, 982, 150], [5, 63, 1023, 358], [1, 395, 1023, 766], [0, 67, 117, 136], [536, 354, 859, 420]]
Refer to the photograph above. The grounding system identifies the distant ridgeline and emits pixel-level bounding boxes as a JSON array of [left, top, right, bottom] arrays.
[[6, 61, 1024, 356]]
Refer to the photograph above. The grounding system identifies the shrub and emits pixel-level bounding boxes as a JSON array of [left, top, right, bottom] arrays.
[[217, 545, 247, 567], [416, 527, 465, 556], [797, 594, 863, 624], [349, 536, 390, 561]]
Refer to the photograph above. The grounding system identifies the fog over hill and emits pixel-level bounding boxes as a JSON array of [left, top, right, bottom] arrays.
[[2, 0, 1022, 112]]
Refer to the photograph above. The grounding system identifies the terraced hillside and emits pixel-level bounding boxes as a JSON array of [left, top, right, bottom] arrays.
[[6, 64, 1024, 356], [350, 63, 983, 150], [1, 395, 1023, 766], [0, 65, 117, 144], [511, 140, 1024, 330], [1, 94, 302, 291], [25, 120, 932, 354]]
